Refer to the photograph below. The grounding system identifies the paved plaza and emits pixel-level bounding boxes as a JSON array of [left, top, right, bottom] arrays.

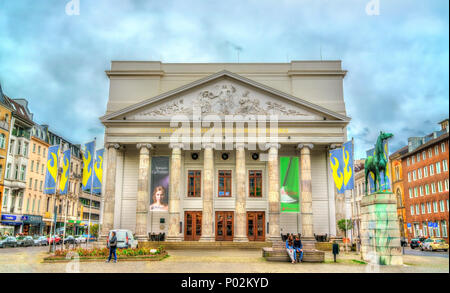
[[0, 245, 448, 273]]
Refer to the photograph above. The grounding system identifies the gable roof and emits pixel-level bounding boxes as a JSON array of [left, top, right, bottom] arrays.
[[100, 70, 351, 123], [5, 96, 34, 125]]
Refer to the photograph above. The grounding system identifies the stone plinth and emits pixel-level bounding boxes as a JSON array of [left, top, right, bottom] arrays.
[[360, 192, 403, 265]]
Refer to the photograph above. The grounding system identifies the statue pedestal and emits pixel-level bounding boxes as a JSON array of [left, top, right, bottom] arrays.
[[360, 192, 403, 265]]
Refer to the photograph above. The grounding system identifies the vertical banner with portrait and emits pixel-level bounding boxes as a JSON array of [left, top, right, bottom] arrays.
[[150, 157, 170, 211], [280, 156, 300, 213]]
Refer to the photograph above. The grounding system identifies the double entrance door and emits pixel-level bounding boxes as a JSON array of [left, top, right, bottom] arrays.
[[216, 211, 234, 241], [247, 211, 265, 241], [184, 211, 202, 241]]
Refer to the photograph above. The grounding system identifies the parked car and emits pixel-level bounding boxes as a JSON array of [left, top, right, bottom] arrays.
[[63, 235, 76, 244], [410, 238, 421, 249], [82, 234, 97, 242], [421, 238, 449, 252], [107, 229, 138, 249], [74, 235, 87, 244], [0, 236, 18, 248], [33, 236, 48, 246], [17, 236, 34, 247], [47, 235, 61, 245]]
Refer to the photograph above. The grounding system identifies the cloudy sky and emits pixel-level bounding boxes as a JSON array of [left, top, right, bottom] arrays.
[[0, 0, 448, 158]]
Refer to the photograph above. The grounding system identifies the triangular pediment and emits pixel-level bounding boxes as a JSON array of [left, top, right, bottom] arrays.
[[101, 70, 350, 122]]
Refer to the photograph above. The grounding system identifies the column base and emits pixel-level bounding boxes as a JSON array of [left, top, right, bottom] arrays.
[[233, 236, 249, 242], [267, 235, 282, 242], [301, 236, 316, 250], [199, 235, 215, 242], [166, 235, 183, 242]]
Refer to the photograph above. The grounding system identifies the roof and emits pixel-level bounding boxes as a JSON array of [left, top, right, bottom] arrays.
[[389, 145, 408, 159], [0, 82, 14, 110], [100, 70, 351, 123], [399, 132, 449, 159], [5, 96, 34, 125]]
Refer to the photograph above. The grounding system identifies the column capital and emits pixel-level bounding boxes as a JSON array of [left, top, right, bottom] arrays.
[[106, 143, 121, 150], [235, 142, 246, 149], [265, 143, 281, 150], [297, 143, 314, 150], [136, 143, 153, 151], [169, 142, 186, 149], [202, 142, 218, 149]]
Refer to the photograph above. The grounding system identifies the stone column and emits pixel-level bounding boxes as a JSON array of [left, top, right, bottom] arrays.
[[234, 143, 248, 242], [100, 143, 121, 240], [135, 143, 152, 241], [199, 143, 215, 242], [298, 143, 315, 249], [267, 143, 281, 242], [167, 143, 183, 242]]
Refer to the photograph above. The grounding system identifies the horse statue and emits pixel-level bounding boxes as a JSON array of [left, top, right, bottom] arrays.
[[365, 131, 393, 194]]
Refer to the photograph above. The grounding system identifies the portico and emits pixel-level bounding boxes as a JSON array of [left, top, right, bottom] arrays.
[[99, 61, 350, 243]]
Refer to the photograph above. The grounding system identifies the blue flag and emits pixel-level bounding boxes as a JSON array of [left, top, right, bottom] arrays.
[[93, 149, 104, 194], [342, 140, 354, 190], [82, 141, 95, 191], [59, 149, 71, 195], [329, 148, 345, 194], [44, 145, 59, 194]]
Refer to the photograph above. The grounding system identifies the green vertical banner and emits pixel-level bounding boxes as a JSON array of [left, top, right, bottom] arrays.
[[280, 157, 300, 213]]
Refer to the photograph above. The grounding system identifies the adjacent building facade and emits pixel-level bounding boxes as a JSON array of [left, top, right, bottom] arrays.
[[351, 159, 365, 240], [99, 61, 351, 242], [402, 119, 449, 242]]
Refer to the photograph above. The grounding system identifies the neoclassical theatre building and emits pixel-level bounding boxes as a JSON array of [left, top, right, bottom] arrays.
[[99, 61, 350, 242]]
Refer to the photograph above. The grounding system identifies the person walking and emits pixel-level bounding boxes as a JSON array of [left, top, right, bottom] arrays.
[[293, 234, 303, 263], [106, 231, 118, 263], [332, 241, 340, 263]]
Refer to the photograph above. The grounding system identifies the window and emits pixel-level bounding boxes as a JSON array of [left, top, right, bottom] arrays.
[[413, 170, 416, 181], [430, 164, 434, 175], [29, 178, 32, 188], [414, 187, 418, 197], [14, 164, 19, 180], [36, 162, 39, 173], [17, 141, 21, 155], [431, 182, 436, 193], [41, 164, 44, 175], [408, 172, 411, 182], [425, 184, 430, 195], [422, 222, 427, 236], [419, 186, 424, 196], [443, 160, 448, 172], [421, 203, 425, 214], [0, 134, 5, 149], [436, 222, 441, 237], [34, 179, 37, 191], [415, 204, 420, 215], [249, 170, 263, 197], [438, 181, 443, 192], [9, 140, 14, 154], [395, 166, 400, 181], [440, 200, 445, 212], [417, 153, 420, 162], [6, 163, 11, 179], [38, 146, 41, 155], [445, 179, 449, 191], [436, 162, 441, 174], [408, 188, 412, 198], [407, 158, 410, 166], [23, 142, 28, 156], [427, 202, 432, 214], [441, 143, 446, 153], [218, 170, 232, 197], [37, 198, 41, 213], [412, 156, 415, 164], [39, 181, 43, 192], [32, 198, 35, 212], [30, 161, 34, 172], [442, 221, 448, 238], [410, 205, 414, 215], [418, 168, 422, 179], [187, 170, 201, 197], [2, 190, 8, 208], [428, 148, 432, 158], [422, 151, 426, 160], [26, 197, 30, 212], [33, 143, 36, 153], [433, 201, 438, 213], [423, 166, 428, 177], [435, 145, 439, 155], [20, 165, 26, 181]]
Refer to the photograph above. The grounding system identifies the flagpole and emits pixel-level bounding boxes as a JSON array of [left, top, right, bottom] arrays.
[[61, 150, 70, 251], [86, 138, 96, 248]]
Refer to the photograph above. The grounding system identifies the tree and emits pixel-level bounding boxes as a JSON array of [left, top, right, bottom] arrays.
[[337, 219, 353, 237], [90, 224, 99, 238]]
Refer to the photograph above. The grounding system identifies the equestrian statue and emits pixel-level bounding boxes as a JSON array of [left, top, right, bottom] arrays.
[[365, 131, 393, 195]]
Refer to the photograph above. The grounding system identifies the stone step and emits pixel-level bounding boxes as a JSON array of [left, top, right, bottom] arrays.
[[138, 241, 272, 250], [262, 247, 325, 263]]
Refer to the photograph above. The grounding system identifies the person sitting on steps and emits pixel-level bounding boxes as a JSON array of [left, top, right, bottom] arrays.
[[286, 234, 296, 264], [293, 234, 303, 263]]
